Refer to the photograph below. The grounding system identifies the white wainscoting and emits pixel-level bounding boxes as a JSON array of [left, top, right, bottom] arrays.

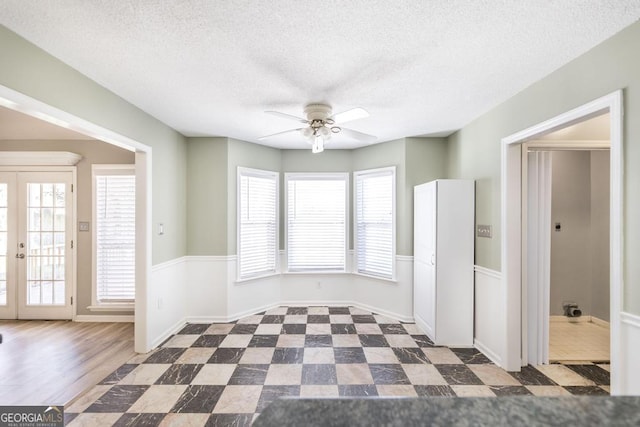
[[619, 311, 640, 395], [474, 265, 505, 367], [144, 254, 416, 350]]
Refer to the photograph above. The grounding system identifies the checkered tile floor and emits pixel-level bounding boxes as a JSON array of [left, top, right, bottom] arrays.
[[65, 306, 610, 426]]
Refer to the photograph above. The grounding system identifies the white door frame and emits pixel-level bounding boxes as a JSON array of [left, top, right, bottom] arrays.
[[0, 85, 153, 353], [501, 90, 623, 393]]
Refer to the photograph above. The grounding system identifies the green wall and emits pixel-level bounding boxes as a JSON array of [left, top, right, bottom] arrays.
[[446, 20, 640, 313], [0, 25, 188, 264]]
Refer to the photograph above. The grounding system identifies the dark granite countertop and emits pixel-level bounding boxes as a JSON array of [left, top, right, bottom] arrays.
[[253, 396, 640, 427]]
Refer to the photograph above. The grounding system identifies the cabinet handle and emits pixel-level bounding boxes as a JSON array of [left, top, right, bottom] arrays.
[[430, 253, 435, 265]]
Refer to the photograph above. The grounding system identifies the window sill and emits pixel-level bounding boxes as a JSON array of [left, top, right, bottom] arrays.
[[283, 271, 350, 275], [88, 304, 135, 312]]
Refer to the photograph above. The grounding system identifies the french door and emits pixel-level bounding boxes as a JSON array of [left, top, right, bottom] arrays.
[[0, 170, 74, 319]]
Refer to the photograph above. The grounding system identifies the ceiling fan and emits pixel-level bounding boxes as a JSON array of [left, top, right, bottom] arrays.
[[259, 103, 376, 153]]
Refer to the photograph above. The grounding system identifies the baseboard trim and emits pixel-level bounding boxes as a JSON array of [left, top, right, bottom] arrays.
[[151, 256, 187, 272], [151, 317, 187, 349], [621, 311, 640, 329], [74, 315, 134, 322], [549, 315, 610, 328], [474, 338, 502, 367], [474, 265, 502, 280]]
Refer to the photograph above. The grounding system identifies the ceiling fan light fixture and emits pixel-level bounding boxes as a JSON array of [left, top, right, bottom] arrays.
[[311, 136, 324, 154]]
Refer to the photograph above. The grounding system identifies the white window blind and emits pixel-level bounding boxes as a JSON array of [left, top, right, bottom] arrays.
[[286, 173, 347, 272], [94, 168, 135, 303], [238, 168, 278, 279], [355, 167, 395, 279]]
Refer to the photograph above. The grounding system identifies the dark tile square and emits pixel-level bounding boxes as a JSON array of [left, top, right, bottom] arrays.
[[86, 385, 149, 413], [331, 324, 357, 334], [171, 385, 225, 413], [286, 307, 308, 315], [282, 324, 306, 334], [411, 335, 436, 347], [435, 364, 483, 385], [307, 315, 330, 324], [489, 386, 532, 396], [248, 335, 279, 347], [192, 335, 226, 348], [369, 364, 411, 385], [379, 324, 408, 334], [304, 335, 333, 347], [414, 385, 456, 397], [64, 413, 78, 425], [334, 347, 367, 364], [329, 307, 351, 315], [114, 413, 165, 426], [272, 348, 304, 364], [566, 364, 610, 385], [338, 385, 378, 396], [207, 348, 245, 364], [99, 364, 138, 385], [358, 334, 390, 347], [228, 364, 269, 385], [257, 385, 301, 413], [450, 348, 493, 364], [155, 364, 203, 385], [302, 364, 337, 385], [206, 414, 253, 427], [564, 386, 609, 395], [392, 348, 430, 364], [261, 315, 285, 324], [509, 365, 556, 386], [143, 348, 186, 364], [352, 315, 376, 323], [178, 324, 210, 335], [230, 324, 258, 334]]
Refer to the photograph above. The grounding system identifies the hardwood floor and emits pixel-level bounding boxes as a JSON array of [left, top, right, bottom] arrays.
[[0, 320, 134, 406]]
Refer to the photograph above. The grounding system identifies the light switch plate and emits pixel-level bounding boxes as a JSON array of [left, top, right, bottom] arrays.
[[477, 224, 492, 238], [79, 221, 90, 232]]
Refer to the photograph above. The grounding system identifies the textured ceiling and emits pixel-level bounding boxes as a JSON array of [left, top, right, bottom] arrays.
[[0, 1, 639, 149]]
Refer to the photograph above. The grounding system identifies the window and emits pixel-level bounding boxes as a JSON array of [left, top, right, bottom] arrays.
[[92, 165, 136, 305], [286, 173, 348, 272], [237, 167, 278, 280], [355, 167, 395, 279]]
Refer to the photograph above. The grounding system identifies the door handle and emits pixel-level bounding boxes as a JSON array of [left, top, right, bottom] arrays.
[[16, 253, 25, 259]]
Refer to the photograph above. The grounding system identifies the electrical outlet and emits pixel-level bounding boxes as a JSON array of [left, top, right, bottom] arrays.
[[477, 224, 492, 238], [78, 221, 90, 232]]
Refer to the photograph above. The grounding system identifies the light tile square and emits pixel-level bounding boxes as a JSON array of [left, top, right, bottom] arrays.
[[162, 334, 200, 348], [332, 335, 362, 347], [349, 307, 371, 315], [205, 324, 234, 335], [306, 324, 331, 335], [299, 385, 339, 397], [159, 413, 210, 427], [401, 324, 424, 335], [355, 324, 382, 335], [266, 307, 289, 315], [127, 385, 187, 413], [240, 348, 275, 364], [363, 347, 399, 364], [175, 348, 216, 364], [374, 315, 400, 324], [468, 364, 521, 385], [402, 364, 447, 385], [212, 385, 262, 414], [376, 385, 418, 397], [330, 315, 354, 324], [218, 334, 252, 348], [276, 335, 306, 348], [526, 386, 572, 396], [191, 364, 236, 385], [384, 334, 419, 348], [308, 307, 330, 315], [303, 348, 335, 364], [236, 315, 263, 324], [255, 324, 283, 335], [264, 364, 303, 385], [119, 364, 171, 385], [284, 315, 307, 324], [67, 413, 122, 427], [336, 363, 374, 384], [534, 365, 595, 386], [66, 385, 112, 413], [450, 385, 496, 397], [422, 348, 463, 364]]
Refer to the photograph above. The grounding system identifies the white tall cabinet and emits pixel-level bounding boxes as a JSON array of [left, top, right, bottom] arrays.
[[413, 179, 474, 346]]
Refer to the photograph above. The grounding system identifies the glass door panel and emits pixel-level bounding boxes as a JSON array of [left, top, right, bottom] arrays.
[[0, 173, 17, 319]]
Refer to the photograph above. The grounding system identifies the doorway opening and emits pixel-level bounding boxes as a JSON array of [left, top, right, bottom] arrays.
[[525, 113, 611, 365], [501, 90, 622, 393]]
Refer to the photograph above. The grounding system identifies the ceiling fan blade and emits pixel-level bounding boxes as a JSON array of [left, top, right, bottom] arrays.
[[340, 127, 377, 143], [265, 110, 308, 123], [331, 107, 369, 124], [258, 128, 303, 140]]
